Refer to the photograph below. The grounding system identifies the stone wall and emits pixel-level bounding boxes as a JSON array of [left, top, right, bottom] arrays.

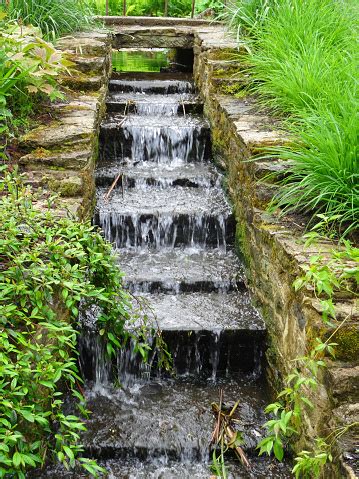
[[19, 31, 112, 220], [192, 27, 358, 478]]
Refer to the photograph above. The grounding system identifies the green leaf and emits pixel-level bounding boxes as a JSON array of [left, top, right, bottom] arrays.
[[273, 440, 284, 461], [20, 410, 35, 423], [63, 446, 74, 461], [13, 451, 22, 468]]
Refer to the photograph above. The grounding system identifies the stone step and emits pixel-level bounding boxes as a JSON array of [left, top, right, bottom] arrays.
[[78, 378, 269, 460], [326, 362, 359, 404], [80, 293, 265, 379], [94, 187, 234, 249], [100, 113, 211, 163], [136, 291, 264, 331], [106, 92, 203, 115], [95, 161, 221, 188], [118, 248, 244, 293], [108, 78, 194, 94], [31, 456, 292, 479], [137, 292, 265, 376]]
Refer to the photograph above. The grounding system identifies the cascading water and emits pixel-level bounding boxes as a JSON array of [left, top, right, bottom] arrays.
[[35, 57, 291, 479]]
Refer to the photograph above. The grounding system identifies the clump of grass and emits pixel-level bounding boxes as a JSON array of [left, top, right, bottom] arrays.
[[246, 0, 358, 116], [7, 0, 94, 40], [270, 100, 359, 236], [224, 0, 359, 236]]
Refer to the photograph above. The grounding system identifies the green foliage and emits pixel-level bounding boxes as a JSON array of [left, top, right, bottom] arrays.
[[292, 439, 332, 479], [0, 166, 160, 477], [90, 0, 193, 17], [195, 0, 223, 16], [258, 234, 358, 477], [220, 0, 277, 39], [268, 100, 358, 237], [224, 0, 359, 237], [293, 238, 358, 324], [0, 17, 70, 139], [5, 0, 94, 40]]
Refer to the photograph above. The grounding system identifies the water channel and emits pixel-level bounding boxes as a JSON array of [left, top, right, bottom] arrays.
[[36, 49, 292, 478]]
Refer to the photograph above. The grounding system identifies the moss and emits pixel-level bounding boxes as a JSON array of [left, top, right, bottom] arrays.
[[329, 325, 359, 361], [208, 49, 238, 61], [31, 147, 52, 158], [235, 221, 251, 267], [217, 81, 247, 96], [59, 73, 102, 92], [212, 67, 243, 78], [47, 166, 66, 171], [43, 177, 83, 197]]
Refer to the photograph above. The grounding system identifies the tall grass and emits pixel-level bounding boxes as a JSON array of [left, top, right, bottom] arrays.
[[7, 0, 94, 39], [224, 0, 359, 236]]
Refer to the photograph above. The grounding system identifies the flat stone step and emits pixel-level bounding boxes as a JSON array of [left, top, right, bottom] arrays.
[[80, 378, 269, 460], [95, 161, 221, 188], [109, 78, 194, 94], [132, 292, 265, 376], [100, 113, 210, 163], [106, 92, 203, 115], [138, 291, 264, 331], [118, 248, 244, 293], [31, 456, 291, 479], [94, 187, 234, 249]]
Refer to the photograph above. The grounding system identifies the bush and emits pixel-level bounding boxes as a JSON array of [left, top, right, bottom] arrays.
[[0, 166, 157, 477], [269, 102, 359, 236], [0, 17, 69, 137], [6, 0, 93, 40]]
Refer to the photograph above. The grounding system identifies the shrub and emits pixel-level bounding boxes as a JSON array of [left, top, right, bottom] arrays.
[[269, 101, 359, 236], [0, 17, 70, 136], [90, 0, 193, 17], [0, 166, 157, 477]]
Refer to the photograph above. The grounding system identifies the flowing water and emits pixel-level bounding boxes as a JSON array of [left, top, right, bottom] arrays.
[[35, 58, 292, 478]]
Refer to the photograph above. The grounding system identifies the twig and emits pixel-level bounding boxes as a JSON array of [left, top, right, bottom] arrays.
[[181, 99, 186, 117], [211, 391, 251, 471], [117, 117, 127, 128], [211, 389, 223, 444], [104, 172, 122, 202], [225, 425, 251, 469]]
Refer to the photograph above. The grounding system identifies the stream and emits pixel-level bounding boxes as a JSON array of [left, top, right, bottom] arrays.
[[36, 50, 292, 478]]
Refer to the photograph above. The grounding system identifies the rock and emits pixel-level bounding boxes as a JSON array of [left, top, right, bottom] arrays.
[[326, 363, 359, 403], [56, 34, 110, 56], [19, 148, 92, 170], [20, 115, 97, 149]]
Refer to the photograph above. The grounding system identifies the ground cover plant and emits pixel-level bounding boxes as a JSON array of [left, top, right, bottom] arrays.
[[0, 166, 163, 477], [224, 0, 359, 236]]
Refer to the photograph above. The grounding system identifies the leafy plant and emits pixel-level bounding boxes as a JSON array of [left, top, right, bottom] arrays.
[[257, 235, 358, 477], [90, 0, 194, 17], [292, 439, 332, 479], [0, 166, 164, 477], [0, 17, 70, 138]]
